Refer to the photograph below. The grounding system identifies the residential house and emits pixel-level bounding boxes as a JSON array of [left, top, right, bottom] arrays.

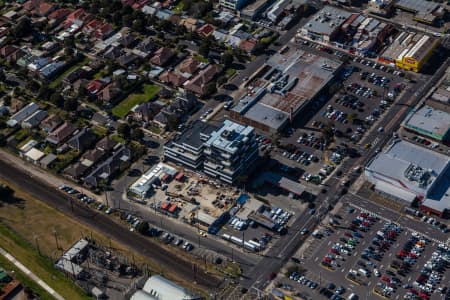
[[87, 79, 108, 94], [46, 122, 77, 145], [103, 46, 123, 60], [117, 53, 139, 68], [40, 61, 67, 79], [133, 38, 158, 58], [197, 24, 216, 38], [0, 45, 19, 58], [23, 0, 56, 17], [64, 162, 88, 180], [63, 68, 87, 87], [131, 101, 164, 123], [40, 153, 57, 169], [7, 102, 40, 127], [47, 8, 72, 27], [180, 17, 199, 32], [96, 136, 118, 153], [80, 148, 104, 167], [183, 65, 222, 96], [141, 5, 157, 16], [118, 34, 137, 48], [84, 145, 131, 187], [24, 148, 45, 164], [159, 71, 187, 87], [63, 8, 93, 29], [67, 128, 98, 152], [179, 57, 200, 76], [150, 47, 175, 66], [21, 110, 48, 129], [40, 114, 62, 133], [155, 9, 173, 21], [95, 23, 114, 40], [239, 39, 257, 54], [153, 94, 198, 127], [0, 27, 8, 38], [98, 82, 122, 104]]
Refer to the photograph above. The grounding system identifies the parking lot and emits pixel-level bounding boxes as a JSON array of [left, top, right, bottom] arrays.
[[275, 52, 407, 187], [276, 203, 450, 300]]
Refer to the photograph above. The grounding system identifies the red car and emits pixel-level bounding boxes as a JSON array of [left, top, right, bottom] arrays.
[[381, 275, 390, 282], [345, 232, 353, 237]]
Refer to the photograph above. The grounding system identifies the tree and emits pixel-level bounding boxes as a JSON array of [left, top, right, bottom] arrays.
[[199, 38, 212, 58], [12, 18, 31, 38], [217, 76, 227, 86], [132, 19, 145, 33], [204, 82, 217, 97], [50, 93, 64, 107], [0, 184, 13, 198], [0, 134, 6, 147], [221, 52, 233, 67], [64, 98, 78, 112], [131, 128, 144, 141], [2, 95, 11, 107], [118, 123, 131, 140], [26, 80, 40, 93], [136, 221, 149, 234]]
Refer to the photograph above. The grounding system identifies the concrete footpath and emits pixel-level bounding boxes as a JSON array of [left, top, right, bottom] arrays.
[[0, 246, 65, 300]]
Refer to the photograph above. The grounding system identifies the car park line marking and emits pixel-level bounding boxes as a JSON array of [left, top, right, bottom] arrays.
[[341, 268, 346, 272], [314, 257, 318, 262]]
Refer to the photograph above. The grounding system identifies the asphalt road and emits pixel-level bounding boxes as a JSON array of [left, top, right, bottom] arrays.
[[0, 159, 222, 291]]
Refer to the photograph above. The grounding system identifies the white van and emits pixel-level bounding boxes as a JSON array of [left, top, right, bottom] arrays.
[[348, 293, 358, 300], [358, 268, 369, 277]]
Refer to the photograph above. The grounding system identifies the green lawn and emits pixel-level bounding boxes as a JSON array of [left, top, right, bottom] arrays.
[[49, 57, 90, 89], [111, 134, 126, 145], [91, 125, 107, 138], [173, 1, 184, 13], [194, 55, 209, 63], [111, 84, 160, 118], [225, 68, 236, 77]]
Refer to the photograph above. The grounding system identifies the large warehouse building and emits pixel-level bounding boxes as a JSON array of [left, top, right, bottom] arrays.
[[130, 275, 201, 300], [365, 140, 450, 216], [230, 46, 342, 133], [379, 32, 439, 72], [402, 105, 450, 142]]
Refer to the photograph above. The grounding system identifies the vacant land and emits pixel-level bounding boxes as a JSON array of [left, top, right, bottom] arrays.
[[112, 84, 160, 118]]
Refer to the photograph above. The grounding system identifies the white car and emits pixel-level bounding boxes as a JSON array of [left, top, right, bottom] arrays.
[[374, 269, 381, 277]]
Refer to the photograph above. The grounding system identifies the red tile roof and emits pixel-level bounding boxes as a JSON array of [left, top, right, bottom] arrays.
[[197, 24, 215, 37], [48, 8, 72, 20], [239, 39, 257, 53]]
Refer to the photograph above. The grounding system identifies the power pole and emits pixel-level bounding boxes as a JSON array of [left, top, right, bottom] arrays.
[[34, 235, 41, 256], [53, 228, 60, 250]]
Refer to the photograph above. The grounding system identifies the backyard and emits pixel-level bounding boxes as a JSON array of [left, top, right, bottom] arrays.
[[111, 84, 160, 118]]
